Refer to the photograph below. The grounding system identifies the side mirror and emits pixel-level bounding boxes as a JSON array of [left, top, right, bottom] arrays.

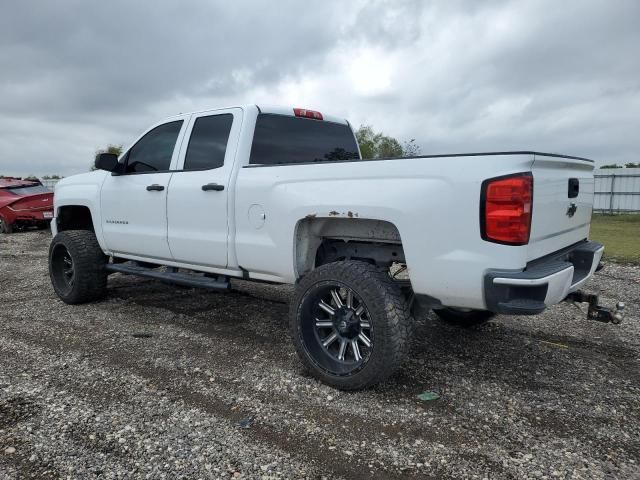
[[95, 153, 120, 172]]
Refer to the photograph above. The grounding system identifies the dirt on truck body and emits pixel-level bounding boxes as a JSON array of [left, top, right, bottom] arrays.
[[1, 230, 639, 479]]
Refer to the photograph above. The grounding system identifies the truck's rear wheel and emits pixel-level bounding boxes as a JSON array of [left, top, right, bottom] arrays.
[[49, 230, 107, 304], [290, 261, 413, 390], [434, 308, 494, 327]]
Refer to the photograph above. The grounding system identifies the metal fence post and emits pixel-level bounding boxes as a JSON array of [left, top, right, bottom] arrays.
[[609, 173, 616, 215]]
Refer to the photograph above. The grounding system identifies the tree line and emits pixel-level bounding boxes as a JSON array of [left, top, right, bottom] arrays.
[[600, 163, 640, 169], [0, 174, 62, 180]]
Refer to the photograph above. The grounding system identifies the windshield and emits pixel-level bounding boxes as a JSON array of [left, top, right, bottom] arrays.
[[2, 185, 51, 195]]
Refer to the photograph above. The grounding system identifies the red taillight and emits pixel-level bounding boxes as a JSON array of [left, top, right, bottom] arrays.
[[293, 108, 323, 120], [481, 173, 533, 245]]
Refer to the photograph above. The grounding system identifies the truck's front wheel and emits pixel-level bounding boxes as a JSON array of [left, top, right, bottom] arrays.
[[290, 261, 413, 390], [49, 230, 107, 304]]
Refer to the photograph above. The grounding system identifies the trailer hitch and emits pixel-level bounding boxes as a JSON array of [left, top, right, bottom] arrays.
[[565, 290, 625, 324]]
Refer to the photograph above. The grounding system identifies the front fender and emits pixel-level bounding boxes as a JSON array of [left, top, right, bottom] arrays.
[[53, 171, 108, 250]]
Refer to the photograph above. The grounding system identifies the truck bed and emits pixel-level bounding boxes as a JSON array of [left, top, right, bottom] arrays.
[[236, 150, 596, 310]]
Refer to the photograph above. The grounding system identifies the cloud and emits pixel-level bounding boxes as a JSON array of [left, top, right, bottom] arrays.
[[0, 0, 639, 176]]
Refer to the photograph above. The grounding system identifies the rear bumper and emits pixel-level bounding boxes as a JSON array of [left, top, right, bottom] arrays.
[[484, 240, 604, 315]]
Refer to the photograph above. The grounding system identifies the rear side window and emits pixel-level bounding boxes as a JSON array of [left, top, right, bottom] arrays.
[[183, 114, 233, 170], [125, 120, 183, 173], [249, 114, 360, 165]]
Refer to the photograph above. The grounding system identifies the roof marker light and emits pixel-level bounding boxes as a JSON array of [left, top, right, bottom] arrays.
[[294, 108, 323, 120]]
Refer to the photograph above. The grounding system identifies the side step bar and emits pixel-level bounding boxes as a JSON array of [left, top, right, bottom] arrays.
[[105, 262, 230, 290]]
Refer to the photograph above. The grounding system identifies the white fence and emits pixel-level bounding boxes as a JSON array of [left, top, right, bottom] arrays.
[[41, 179, 61, 189], [594, 168, 640, 213]]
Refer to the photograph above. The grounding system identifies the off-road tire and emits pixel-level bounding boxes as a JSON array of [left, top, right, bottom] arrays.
[[49, 230, 108, 304], [0, 217, 13, 234], [290, 260, 414, 390], [434, 308, 494, 327]]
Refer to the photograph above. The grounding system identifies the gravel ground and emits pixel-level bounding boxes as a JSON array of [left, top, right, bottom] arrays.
[[0, 230, 639, 479]]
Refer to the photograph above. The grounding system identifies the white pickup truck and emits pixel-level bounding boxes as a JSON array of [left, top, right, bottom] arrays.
[[48, 104, 620, 390]]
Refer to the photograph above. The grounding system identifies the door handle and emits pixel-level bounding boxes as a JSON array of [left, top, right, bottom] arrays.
[[146, 184, 165, 191], [202, 183, 224, 191]]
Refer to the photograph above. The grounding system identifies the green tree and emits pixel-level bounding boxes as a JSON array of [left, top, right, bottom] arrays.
[[93, 144, 123, 170], [600, 164, 622, 169], [356, 125, 410, 159], [624, 162, 640, 168], [355, 126, 421, 159]]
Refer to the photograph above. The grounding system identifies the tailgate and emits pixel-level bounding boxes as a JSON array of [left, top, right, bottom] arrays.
[[528, 154, 595, 260]]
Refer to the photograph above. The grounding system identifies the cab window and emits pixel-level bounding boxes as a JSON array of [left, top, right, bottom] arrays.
[[183, 114, 233, 170], [124, 121, 183, 173], [249, 114, 360, 165]]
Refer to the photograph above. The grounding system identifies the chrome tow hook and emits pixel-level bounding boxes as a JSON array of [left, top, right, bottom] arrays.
[[565, 290, 625, 324]]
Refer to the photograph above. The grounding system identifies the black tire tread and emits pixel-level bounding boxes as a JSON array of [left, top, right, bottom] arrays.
[[290, 260, 414, 390], [49, 230, 107, 304]]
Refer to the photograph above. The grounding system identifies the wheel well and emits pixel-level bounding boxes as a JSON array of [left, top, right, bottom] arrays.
[[56, 205, 95, 232], [295, 217, 405, 277]]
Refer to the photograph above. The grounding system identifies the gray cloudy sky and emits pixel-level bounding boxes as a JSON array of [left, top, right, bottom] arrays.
[[1, 0, 639, 176]]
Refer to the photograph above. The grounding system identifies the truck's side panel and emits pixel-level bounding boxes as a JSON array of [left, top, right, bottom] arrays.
[[234, 154, 536, 309]]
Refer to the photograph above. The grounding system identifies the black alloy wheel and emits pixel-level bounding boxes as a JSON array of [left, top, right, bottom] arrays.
[[300, 282, 374, 376]]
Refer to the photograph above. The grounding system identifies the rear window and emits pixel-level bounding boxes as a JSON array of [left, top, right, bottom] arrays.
[[3, 185, 50, 195], [249, 114, 360, 166]]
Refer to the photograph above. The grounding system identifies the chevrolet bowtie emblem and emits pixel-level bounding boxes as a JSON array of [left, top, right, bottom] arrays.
[[566, 203, 577, 218]]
